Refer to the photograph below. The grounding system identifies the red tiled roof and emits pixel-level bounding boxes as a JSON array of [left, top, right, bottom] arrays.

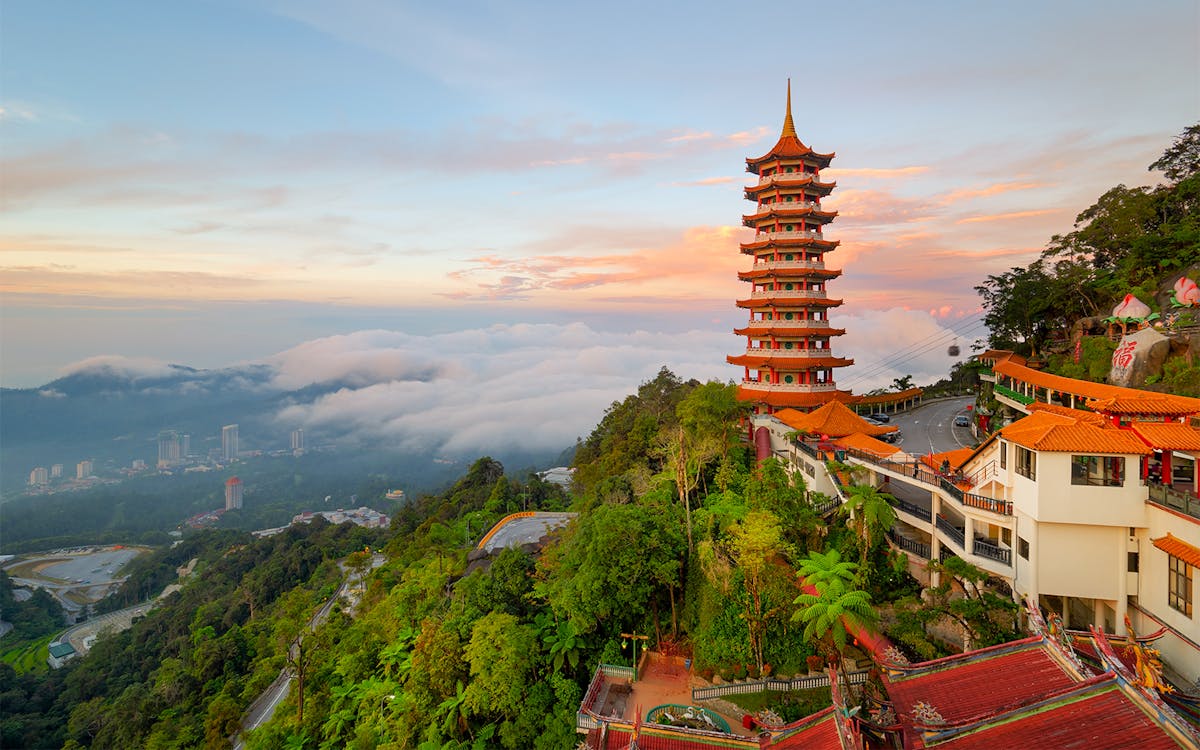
[[739, 237, 839, 252], [742, 205, 837, 221], [1153, 534, 1200, 568], [886, 641, 1078, 726], [1129, 422, 1200, 451], [766, 708, 841, 749], [737, 267, 841, 281], [735, 295, 843, 308], [975, 349, 1027, 366], [998, 411, 1152, 455], [592, 728, 758, 749], [732, 325, 847, 337], [775, 401, 896, 438], [726, 353, 853, 369], [735, 386, 858, 408], [921, 448, 975, 471], [931, 682, 1187, 750]]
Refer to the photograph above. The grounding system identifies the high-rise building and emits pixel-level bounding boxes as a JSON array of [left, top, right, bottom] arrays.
[[290, 428, 305, 455], [132, 459, 147, 471], [29, 467, 49, 486], [157, 430, 181, 468], [76, 460, 93, 479], [222, 424, 239, 461], [728, 81, 854, 414], [181, 433, 191, 458], [50, 463, 64, 478], [224, 476, 243, 510]]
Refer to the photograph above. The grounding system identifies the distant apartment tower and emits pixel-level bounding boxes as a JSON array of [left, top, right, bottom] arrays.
[[76, 460, 93, 479], [222, 424, 239, 461], [224, 476, 243, 510], [181, 433, 191, 458], [157, 430, 182, 468], [50, 463, 64, 479], [291, 428, 305, 455], [132, 459, 147, 471], [29, 467, 49, 486]]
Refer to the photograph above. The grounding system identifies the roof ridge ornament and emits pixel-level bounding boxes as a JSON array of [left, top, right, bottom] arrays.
[[781, 79, 798, 139]]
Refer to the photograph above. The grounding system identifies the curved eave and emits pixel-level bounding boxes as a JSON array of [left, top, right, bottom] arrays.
[[741, 208, 838, 223], [735, 386, 856, 407], [745, 137, 835, 169], [743, 178, 837, 197], [733, 326, 847, 337], [727, 354, 854, 368], [740, 238, 840, 253], [737, 268, 842, 281], [736, 296, 843, 308]]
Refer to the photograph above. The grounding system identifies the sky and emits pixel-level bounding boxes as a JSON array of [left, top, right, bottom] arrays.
[[3, 0, 1198, 422]]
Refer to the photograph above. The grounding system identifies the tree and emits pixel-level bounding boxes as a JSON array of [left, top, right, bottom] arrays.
[[462, 613, 536, 720], [1150, 122, 1200, 183], [891, 375, 914, 391], [793, 575, 878, 687], [727, 510, 792, 673], [840, 484, 898, 572], [796, 549, 858, 592]]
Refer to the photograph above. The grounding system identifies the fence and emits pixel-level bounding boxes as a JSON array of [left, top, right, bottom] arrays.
[[691, 670, 868, 701]]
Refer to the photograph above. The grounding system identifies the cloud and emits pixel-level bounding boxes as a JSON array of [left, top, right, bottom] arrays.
[[955, 209, 1060, 224], [58, 355, 177, 380], [825, 166, 930, 179]]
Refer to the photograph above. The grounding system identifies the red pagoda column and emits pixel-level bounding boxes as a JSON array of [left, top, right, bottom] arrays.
[[727, 81, 854, 414]]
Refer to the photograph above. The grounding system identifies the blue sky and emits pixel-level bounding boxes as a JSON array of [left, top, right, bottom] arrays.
[[2, 0, 1197, 391]]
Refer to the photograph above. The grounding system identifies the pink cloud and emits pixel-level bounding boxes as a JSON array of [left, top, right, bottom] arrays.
[[955, 208, 1060, 224]]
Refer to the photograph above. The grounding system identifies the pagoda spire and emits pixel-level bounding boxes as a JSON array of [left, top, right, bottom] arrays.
[[781, 79, 797, 139]]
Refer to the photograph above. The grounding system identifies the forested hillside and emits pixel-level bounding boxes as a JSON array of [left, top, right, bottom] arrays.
[[1, 371, 1020, 749]]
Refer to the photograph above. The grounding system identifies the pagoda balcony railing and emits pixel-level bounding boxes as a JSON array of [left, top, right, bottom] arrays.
[[756, 230, 826, 242], [748, 200, 820, 212], [744, 347, 835, 358], [745, 318, 831, 328], [749, 289, 828, 299], [741, 380, 839, 392], [751, 259, 827, 271], [756, 172, 828, 185]]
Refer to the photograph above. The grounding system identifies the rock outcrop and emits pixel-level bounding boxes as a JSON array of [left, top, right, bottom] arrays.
[[1109, 327, 1172, 387]]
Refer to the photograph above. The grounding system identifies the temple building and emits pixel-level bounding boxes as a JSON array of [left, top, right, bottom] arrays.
[[728, 81, 853, 414]]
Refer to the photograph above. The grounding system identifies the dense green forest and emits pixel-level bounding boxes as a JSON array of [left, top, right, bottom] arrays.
[[0, 370, 1020, 749], [976, 122, 1200, 393]]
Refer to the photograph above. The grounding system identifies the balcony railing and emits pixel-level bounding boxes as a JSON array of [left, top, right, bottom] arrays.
[[745, 318, 831, 328], [741, 381, 839, 392], [749, 289, 828, 299], [962, 491, 1013, 516], [994, 383, 1035, 405], [1148, 482, 1200, 521], [747, 200, 820, 213], [938, 477, 964, 503], [895, 497, 932, 523], [887, 528, 931, 559], [972, 537, 1012, 566], [750, 259, 827, 271], [755, 230, 826, 242], [793, 440, 821, 459], [744, 347, 835, 358], [936, 515, 965, 550]]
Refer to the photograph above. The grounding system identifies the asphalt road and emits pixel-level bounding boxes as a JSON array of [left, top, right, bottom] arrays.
[[890, 396, 977, 457], [479, 512, 576, 553]]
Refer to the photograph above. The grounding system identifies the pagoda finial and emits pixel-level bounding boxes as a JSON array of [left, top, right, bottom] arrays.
[[781, 79, 797, 139]]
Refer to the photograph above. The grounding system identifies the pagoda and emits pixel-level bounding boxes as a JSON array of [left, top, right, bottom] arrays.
[[727, 81, 853, 414]]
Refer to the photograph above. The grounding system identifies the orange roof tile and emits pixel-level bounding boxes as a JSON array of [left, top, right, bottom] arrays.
[[774, 400, 897, 438], [1152, 534, 1200, 568], [993, 361, 1200, 413], [726, 353, 853, 369], [833, 432, 902, 458], [998, 412, 1153, 455], [1087, 395, 1200, 417], [737, 267, 841, 281], [857, 387, 924, 406], [1027, 402, 1108, 425], [735, 295, 843, 308], [1129, 422, 1200, 451], [975, 349, 1027, 366], [732, 325, 847, 338], [921, 448, 976, 470]]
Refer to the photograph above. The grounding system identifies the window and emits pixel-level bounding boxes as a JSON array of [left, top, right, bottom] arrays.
[[1168, 555, 1193, 617], [1128, 552, 1139, 573], [999, 441, 1007, 469], [1015, 446, 1036, 480], [784, 375, 794, 384], [1071, 455, 1125, 486], [1018, 537, 1029, 560]]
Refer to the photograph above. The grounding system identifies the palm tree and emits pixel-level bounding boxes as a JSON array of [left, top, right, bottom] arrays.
[[796, 549, 858, 591], [841, 484, 898, 572], [793, 577, 879, 688]]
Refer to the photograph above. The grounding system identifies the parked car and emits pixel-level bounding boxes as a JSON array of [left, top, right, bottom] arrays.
[[953, 415, 970, 427], [879, 428, 901, 444], [870, 413, 890, 423]]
